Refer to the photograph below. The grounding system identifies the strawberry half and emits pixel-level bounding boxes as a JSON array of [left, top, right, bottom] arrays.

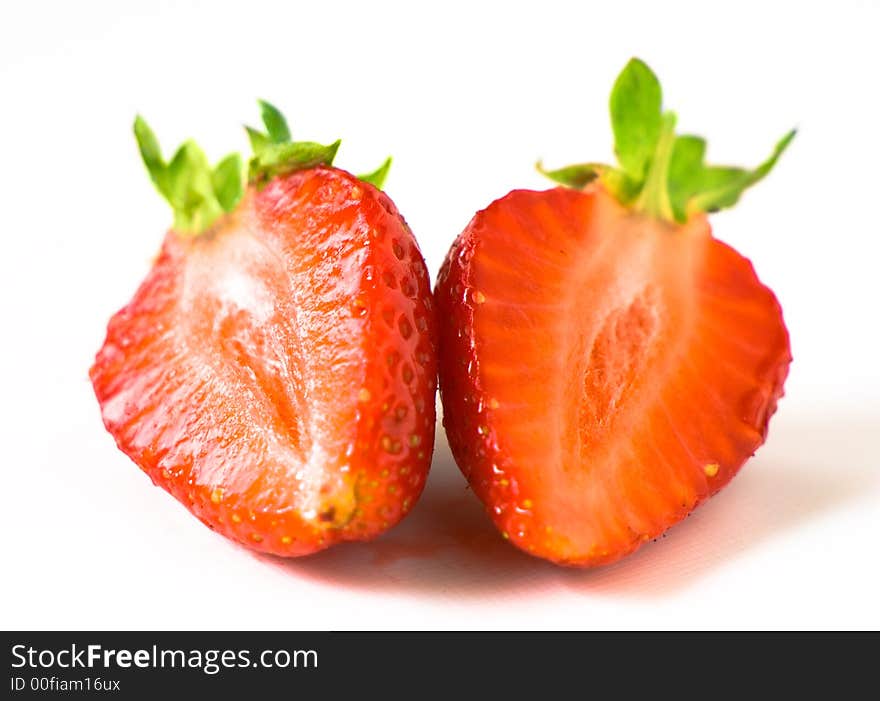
[[436, 59, 793, 566], [91, 102, 436, 556]]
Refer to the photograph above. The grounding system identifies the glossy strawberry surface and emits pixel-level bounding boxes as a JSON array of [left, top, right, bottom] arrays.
[[436, 184, 790, 566], [92, 167, 437, 556]]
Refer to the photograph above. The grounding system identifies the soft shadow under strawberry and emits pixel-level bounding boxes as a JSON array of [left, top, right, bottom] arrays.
[[253, 411, 877, 599]]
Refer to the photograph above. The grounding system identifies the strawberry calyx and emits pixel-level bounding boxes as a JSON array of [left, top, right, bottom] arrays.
[[247, 100, 392, 190], [245, 100, 340, 186], [134, 101, 392, 237], [538, 58, 796, 224], [133, 117, 244, 236]]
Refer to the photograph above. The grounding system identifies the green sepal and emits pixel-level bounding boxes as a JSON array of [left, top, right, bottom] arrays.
[[247, 100, 341, 185], [667, 135, 707, 222], [249, 139, 341, 184], [684, 129, 796, 217], [133, 116, 244, 235], [358, 157, 392, 190], [212, 153, 245, 212], [534, 160, 641, 204], [599, 168, 642, 205], [537, 58, 794, 223], [610, 58, 663, 182], [258, 100, 291, 144], [633, 110, 678, 221], [133, 116, 166, 193], [135, 102, 395, 234], [245, 126, 271, 153], [536, 161, 604, 189]]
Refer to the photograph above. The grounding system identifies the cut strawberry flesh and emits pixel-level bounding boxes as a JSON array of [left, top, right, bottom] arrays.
[[93, 168, 437, 555], [438, 185, 789, 565]]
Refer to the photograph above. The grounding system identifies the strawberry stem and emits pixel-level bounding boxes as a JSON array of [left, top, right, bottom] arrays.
[[134, 102, 395, 236], [537, 58, 794, 224], [634, 112, 676, 222]]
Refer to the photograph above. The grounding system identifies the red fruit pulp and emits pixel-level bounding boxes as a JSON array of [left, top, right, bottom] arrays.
[[92, 167, 437, 556], [436, 184, 789, 565]]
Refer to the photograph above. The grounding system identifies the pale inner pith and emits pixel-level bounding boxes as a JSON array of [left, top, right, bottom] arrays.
[[578, 285, 660, 454], [175, 213, 363, 525]]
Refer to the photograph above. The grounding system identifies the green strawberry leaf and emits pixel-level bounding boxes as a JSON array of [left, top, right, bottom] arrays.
[[537, 58, 795, 223], [247, 100, 341, 185], [133, 117, 245, 235], [258, 99, 291, 144], [687, 129, 796, 215], [535, 161, 604, 189], [249, 139, 341, 184], [135, 101, 395, 235], [212, 153, 245, 212], [245, 126, 271, 154], [633, 111, 677, 221], [358, 157, 392, 190], [133, 116, 169, 197], [667, 135, 707, 222], [165, 141, 224, 233], [610, 58, 663, 182]]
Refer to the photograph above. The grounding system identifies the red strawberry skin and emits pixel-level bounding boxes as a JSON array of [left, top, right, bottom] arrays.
[[91, 167, 437, 556], [435, 184, 790, 566]]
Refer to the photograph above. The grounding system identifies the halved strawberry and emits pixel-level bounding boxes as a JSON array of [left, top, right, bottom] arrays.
[[436, 59, 793, 566], [91, 102, 436, 556]]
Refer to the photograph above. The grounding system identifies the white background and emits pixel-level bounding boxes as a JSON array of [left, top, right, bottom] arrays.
[[1, 0, 878, 630]]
